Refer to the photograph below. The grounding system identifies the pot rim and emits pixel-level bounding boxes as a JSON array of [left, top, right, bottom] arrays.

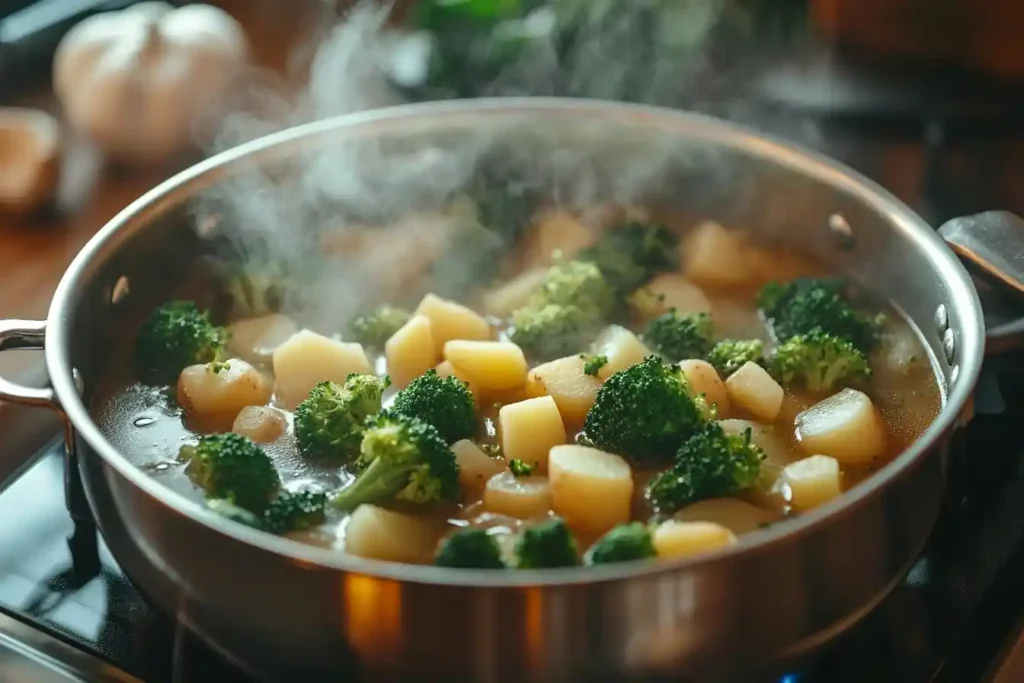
[[45, 97, 983, 587]]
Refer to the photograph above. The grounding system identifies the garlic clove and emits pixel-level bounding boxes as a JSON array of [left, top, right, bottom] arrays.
[[0, 108, 61, 215]]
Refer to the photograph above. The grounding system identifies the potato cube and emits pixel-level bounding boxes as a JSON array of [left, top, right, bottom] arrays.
[[415, 293, 492, 355], [385, 315, 436, 389], [178, 359, 272, 418], [227, 313, 298, 365], [673, 498, 779, 535], [452, 439, 505, 491], [725, 361, 784, 421], [272, 330, 372, 408], [591, 325, 652, 380], [548, 444, 633, 535], [232, 405, 287, 444], [444, 340, 528, 392], [499, 396, 566, 472], [344, 505, 443, 564], [783, 455, 842, 512], [646, 274, 712, 315], [481, 268, 547, 318], [526, 355, 602, 429], [681, 221, 755, 288], [522, 209, 596, 266], [484, 471, 553, 519], [653, 520, 737, 559], [679, 359, 730, 417], [794, 389, 886, 465]]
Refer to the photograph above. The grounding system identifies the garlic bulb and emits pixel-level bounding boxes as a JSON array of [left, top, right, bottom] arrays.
[[0, 108, 60, 215], [53, 2, 248, 164]]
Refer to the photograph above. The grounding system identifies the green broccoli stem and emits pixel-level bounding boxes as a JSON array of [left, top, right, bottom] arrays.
[[330, 457, 415, 512]]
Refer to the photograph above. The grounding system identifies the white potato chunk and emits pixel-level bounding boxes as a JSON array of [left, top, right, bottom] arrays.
[[718, 419, 799, 469], [679, 359, 730, 417], [415, 293, 492, 355], [481, 268, 548, 318], [522, 209, 596, 266], [272, 330, 372, 408], [499, 396, 567, 472], [591, 325, 652, 380], [645, 274, 712, 315], [783, 455, 842, 512], [674, 498, 780, 535], [794, 389, 886, 465], [725, 361, 783, 421], [681, 221, 755, 288], [548, 444, 633, 535], [385, 315, 436, 389], [525, 355, 602, 429], [484, 471, 553, 519], [452, 439, 505, 491], [232, 405, 287, 443], [344, 505, 443, 564], [444, 340, 528, 392], [653, 520, 737, 559], [177, 359, 272, 417], [227, 314, 298, 365]]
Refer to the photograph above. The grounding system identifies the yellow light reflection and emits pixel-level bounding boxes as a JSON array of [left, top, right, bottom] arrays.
[[343, 574, 403, 667], [523, 586, 544, 670]]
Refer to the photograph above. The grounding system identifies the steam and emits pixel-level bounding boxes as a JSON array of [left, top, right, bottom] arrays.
[[194, 0, 819, 334]]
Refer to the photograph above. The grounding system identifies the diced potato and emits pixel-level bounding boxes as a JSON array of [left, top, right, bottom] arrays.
[[227, 314, 298, 365], [344, 505, 444, 564], [679, 359, 730, 417], [272, 330, 372, 408], [674, 498, 780, 535], [718, 419, 799, 469], [522, 209, 596, 266], [177, 359, 272, 417], [484, 471, 553, 519], [452, 439, 505, 491], [444, 340, 528, 392], [591, 325, 652, 380], [794, 389, 886, 465], [645, 274, 712, 315], [385, 315, 436, 389], [783, 455, 842, 512], [725, 361, 783, 421], [499, 396, 567, 472], [232, 405, 287, 443], [435, 361, 480, 403], [415, 293, 492, 355], [481, 268, 548, 318], [653, 520, 737, 559], [548, 444, 633, 535], [526, 355, 602, 429], [682, 221, 755, 288]]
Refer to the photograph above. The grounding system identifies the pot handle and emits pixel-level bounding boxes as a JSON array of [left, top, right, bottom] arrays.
[[938, 211, 1024, 354], [0, 319, 57, 409]]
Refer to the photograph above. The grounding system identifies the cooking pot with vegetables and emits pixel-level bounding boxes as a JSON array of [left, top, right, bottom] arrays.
[[0, 99, 1019, 682]]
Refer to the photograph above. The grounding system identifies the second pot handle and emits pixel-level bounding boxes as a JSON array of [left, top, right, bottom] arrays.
[[0, 319, 56, 409], [938, 211, 1024, 354]]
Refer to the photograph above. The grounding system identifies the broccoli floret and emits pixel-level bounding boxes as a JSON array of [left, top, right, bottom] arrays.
[[509, 301, 598, 360], [508, 458, 536, 477], [645, 422, 765, 513], [262, 490, 328, 534], [707, 339, 764, 377], [206, 498, 263, 529], [758, 278, 884, 351], [540, 259, 616, 318], [576, 221, 678, 294], [223, 256, 290, 319], [435, 528, 507, 569], [642, 309, 714, 361], [584, 356, 706, 466], [135, 301, 229, 384], [390, 369, 476, 444], [331, 413, 459, 511], [581, 353, 608, 377], [584, 522, 656, 565], [294, 374, 390, 461], [768, 328, 872, 393], [180, 433, 280, 512], [347, 305, 412, 349], [627, 287, 667, 319], [514, 518, 580, 569]]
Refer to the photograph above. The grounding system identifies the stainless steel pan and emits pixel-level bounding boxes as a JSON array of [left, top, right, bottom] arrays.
[[0, 99, 1021, 682]]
